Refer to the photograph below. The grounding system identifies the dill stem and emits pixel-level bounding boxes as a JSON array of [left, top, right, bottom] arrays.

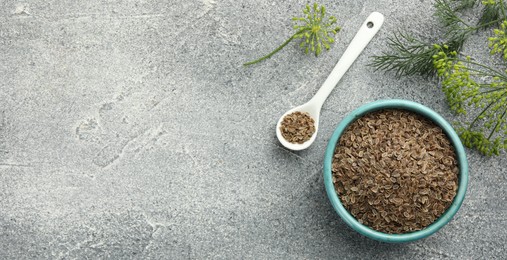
[[500, 0, 506, 19], [243, 29, 306, 66], [478, 87, 507, 95], [457, 58, 507, 80], [457, 17, 471, 28], [465, 67, 501, 78], [471, 19, 502, 30], [469, 92, 507, 130], [488, 107, 507, 140], [454, 88, 504, 105]]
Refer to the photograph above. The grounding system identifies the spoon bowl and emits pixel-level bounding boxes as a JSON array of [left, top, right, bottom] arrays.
[[276, 101, 321, 150], [276, 12, 385, 150]]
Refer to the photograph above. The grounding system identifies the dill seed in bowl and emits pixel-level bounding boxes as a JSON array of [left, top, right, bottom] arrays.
[[331, 109, 459, 234], [280, 111, 316, 144]]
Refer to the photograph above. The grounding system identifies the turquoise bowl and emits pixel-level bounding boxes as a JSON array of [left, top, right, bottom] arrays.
[[323, 99, 468, 243]]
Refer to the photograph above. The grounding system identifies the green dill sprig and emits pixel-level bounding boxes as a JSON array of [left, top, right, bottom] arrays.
[[453, 0, 477, 11], [431, 31, 507, 155], [479, 0, 505, 27], [489, 20, 507, 58], [244, 3, 341, 66], [372, 0, 507, 78], [435, 0, 473, 49], [372, 0, 507, 155], [371, 32, 461, 78]]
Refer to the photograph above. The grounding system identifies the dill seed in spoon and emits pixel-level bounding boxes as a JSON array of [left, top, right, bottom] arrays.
[[280, 111, 316, 144]]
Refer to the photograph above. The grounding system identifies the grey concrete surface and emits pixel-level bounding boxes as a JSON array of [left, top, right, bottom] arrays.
[[1, 0, 506, 259]]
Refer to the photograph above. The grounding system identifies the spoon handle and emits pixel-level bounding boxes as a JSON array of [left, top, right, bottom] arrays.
[[310, 12, 384, 107]]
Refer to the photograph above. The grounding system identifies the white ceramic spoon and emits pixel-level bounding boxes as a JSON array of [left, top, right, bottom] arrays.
[[276, 12, 385, 150]]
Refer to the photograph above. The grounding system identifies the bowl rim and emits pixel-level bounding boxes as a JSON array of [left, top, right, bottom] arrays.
[[323, 99, 469, 243]]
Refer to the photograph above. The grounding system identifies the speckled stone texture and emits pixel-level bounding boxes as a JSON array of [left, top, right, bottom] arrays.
[[0, 0, 506, 259]]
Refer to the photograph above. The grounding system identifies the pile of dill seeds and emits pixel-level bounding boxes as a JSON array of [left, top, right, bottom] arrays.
[[332, 109, 459, 234], [280, 111, 316, 144]]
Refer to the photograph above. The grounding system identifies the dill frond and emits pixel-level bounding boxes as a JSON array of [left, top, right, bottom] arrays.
[[370, 33, 462, 78], [478, 0, 506, 27], [372, 0, 507, 155], [244, 3, 341, 66]]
